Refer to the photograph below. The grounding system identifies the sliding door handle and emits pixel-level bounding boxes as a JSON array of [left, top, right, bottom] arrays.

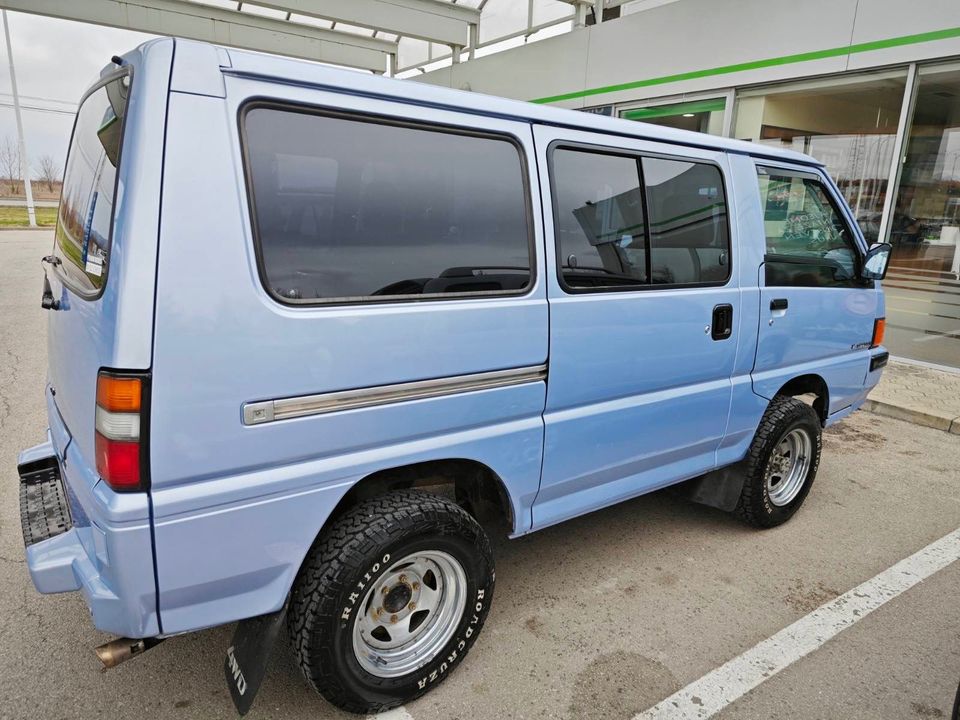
[[770, 298, 788, 311]]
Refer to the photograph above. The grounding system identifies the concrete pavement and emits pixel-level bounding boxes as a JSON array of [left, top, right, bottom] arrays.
[[864, 358, 960, 434]]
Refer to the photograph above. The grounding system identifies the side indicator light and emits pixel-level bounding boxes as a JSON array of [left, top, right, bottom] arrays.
[[871, 318, 886, 348]]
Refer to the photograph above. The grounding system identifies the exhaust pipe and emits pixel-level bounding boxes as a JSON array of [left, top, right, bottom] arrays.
[[95, 636, 164, 669]]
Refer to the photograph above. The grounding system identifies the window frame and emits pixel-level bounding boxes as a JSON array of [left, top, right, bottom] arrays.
[[756, 164, 868, 288], [53, 66, 133, 301], [238, 99, 538, 307], [547, 139, 733, 296]]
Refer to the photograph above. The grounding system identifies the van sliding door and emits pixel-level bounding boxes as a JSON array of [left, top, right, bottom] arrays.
[[531, 125, 740, 530]]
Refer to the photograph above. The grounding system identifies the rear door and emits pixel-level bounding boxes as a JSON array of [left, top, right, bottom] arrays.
[[751, 164, 879, 414], [46, 48, 168, 475], [39, 43, 171, 637], [531, 125, 740, 529]]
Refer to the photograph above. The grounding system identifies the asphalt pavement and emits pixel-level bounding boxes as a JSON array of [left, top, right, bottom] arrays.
[[1, 230, 958, 720]]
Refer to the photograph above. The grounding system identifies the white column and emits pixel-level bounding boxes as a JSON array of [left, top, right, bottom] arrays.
[[2, 10, 35, 227], [593, 0, 604, 24], [877, 63, 919, 247]]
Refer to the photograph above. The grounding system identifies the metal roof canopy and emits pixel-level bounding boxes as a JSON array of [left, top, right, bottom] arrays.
[[244, 0, 479, 47], [0, 0, 428, 72]]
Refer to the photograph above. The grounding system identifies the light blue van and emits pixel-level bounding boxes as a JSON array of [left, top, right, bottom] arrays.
[[18, 38, 891, 715]]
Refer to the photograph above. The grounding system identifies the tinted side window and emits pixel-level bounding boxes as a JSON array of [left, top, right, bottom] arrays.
[[552, 148, 647, 289], [643, 157, 730, 284], [758, 168, 859, 287], [54, 73, 129, 296], [243, 107, 532, 303]]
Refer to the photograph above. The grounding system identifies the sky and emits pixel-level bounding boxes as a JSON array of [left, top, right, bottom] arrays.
[[0, 11, 153, 180]]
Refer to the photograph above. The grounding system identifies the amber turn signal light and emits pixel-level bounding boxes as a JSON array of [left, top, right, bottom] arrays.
[[871, 317, 886, 348], [96, 374, 141, 413]]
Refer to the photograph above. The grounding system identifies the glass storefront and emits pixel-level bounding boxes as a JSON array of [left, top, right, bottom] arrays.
[[606, 64, 960, 367], [621, 98, 726, 134], [733, 71, 907, 246], [884, 63, 960, 367]]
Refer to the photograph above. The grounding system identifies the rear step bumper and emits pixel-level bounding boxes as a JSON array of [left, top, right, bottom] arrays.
[[18, 442, 89, 594], [20, 453, 73, 547], [17, 439, 159, 637]]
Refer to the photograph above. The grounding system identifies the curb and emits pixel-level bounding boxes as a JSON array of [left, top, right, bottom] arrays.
[[861, 398, 960, 435]]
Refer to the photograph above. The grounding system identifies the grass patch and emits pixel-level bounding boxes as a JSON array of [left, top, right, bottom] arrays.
[[0, 206, 58, 228]]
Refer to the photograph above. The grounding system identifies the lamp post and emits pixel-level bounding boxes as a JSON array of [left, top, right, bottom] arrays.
[[2, 10, 36, 227]]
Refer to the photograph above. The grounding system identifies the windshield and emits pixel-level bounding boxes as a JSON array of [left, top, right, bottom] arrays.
[[53, 71, 129, 296]]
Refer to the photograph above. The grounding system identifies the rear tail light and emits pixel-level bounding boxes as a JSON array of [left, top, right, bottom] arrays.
[[95, 371, 149, 491], [871, 317, 886, 348]]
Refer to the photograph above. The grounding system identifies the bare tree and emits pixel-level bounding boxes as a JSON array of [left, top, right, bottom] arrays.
[[37, 154, 60, 193], [0, 137, 21, 196]]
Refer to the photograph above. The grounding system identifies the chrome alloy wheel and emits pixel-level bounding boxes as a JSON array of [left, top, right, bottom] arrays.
[[352, 550, 467, 678], [765, 428, 813, 507]]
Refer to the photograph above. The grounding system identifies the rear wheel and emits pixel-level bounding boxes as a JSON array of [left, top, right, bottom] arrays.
[[288, 489, 494, 714], [735, 396, 822, 528]]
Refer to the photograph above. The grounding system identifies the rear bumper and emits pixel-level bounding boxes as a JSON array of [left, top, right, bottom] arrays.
[[17, 438, 160, 638]]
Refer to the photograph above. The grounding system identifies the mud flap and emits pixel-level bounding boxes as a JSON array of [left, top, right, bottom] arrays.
[[224, 603, 288, 716], [677, 460, 748, 513]]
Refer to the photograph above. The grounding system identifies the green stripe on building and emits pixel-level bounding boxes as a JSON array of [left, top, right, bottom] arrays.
[[531, 26, 960, 105]]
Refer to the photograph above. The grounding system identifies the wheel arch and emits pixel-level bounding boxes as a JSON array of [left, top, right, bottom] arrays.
[[774, 373, 830, 425], [326, 458, 516, 535]]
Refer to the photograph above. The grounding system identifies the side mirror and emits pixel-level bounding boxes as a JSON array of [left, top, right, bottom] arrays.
[[861, 242, 892, 280]]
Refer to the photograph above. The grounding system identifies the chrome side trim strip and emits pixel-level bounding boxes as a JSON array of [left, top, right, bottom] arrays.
[[242, 364, 548, 426]]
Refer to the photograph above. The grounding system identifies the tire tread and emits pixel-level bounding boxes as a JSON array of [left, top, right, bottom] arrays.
[[288, 489, 492, 714], [734, 395, 821, 528]]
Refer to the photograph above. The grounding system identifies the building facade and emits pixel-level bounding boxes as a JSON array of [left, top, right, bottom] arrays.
[[415, 0, 960, 368]]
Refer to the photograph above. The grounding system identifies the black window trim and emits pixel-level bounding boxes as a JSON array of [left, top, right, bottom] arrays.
[[756, 163, 870, 287], [53, 66, 133, 301], [546, 139, 733, 296], [237, 99, 538, 308]]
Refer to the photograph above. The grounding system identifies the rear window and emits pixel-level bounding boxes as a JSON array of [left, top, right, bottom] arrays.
[[242, 106, 533, 304], [54, 72, 129, 296]]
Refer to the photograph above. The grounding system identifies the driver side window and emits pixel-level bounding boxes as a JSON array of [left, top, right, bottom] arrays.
[[758, 167, 859, 288]]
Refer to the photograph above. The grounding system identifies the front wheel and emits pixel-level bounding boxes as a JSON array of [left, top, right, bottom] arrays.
[[735, 396, 822, 528], [288, 489, 494, 714]]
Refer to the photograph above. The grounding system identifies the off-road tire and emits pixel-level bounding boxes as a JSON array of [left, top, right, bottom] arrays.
[[734, 395, 822, 528], [288, 489, 495, 714]]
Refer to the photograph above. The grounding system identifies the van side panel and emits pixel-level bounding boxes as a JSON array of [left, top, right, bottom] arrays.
[[149, 81, 548, 633]]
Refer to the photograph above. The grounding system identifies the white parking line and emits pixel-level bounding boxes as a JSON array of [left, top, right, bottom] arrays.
[[634, 528, 960, 720]]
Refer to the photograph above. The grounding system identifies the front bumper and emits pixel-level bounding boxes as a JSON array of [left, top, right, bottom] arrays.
[[17, 438, 160, 638]]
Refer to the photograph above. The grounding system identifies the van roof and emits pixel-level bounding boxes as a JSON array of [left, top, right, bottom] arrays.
[[144, 37, 821, 167]]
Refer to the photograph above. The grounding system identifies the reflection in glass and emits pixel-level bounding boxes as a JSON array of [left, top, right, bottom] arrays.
[[884, 63, 960, 367], [54, 74, 129, 294], [245, 109, 531, 301], [552, 148, 647, 288], [757, 169, 859, 288], [734, 71, 907, 244], [643, 157, 729, 284], [890, 64, 960, 274]]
